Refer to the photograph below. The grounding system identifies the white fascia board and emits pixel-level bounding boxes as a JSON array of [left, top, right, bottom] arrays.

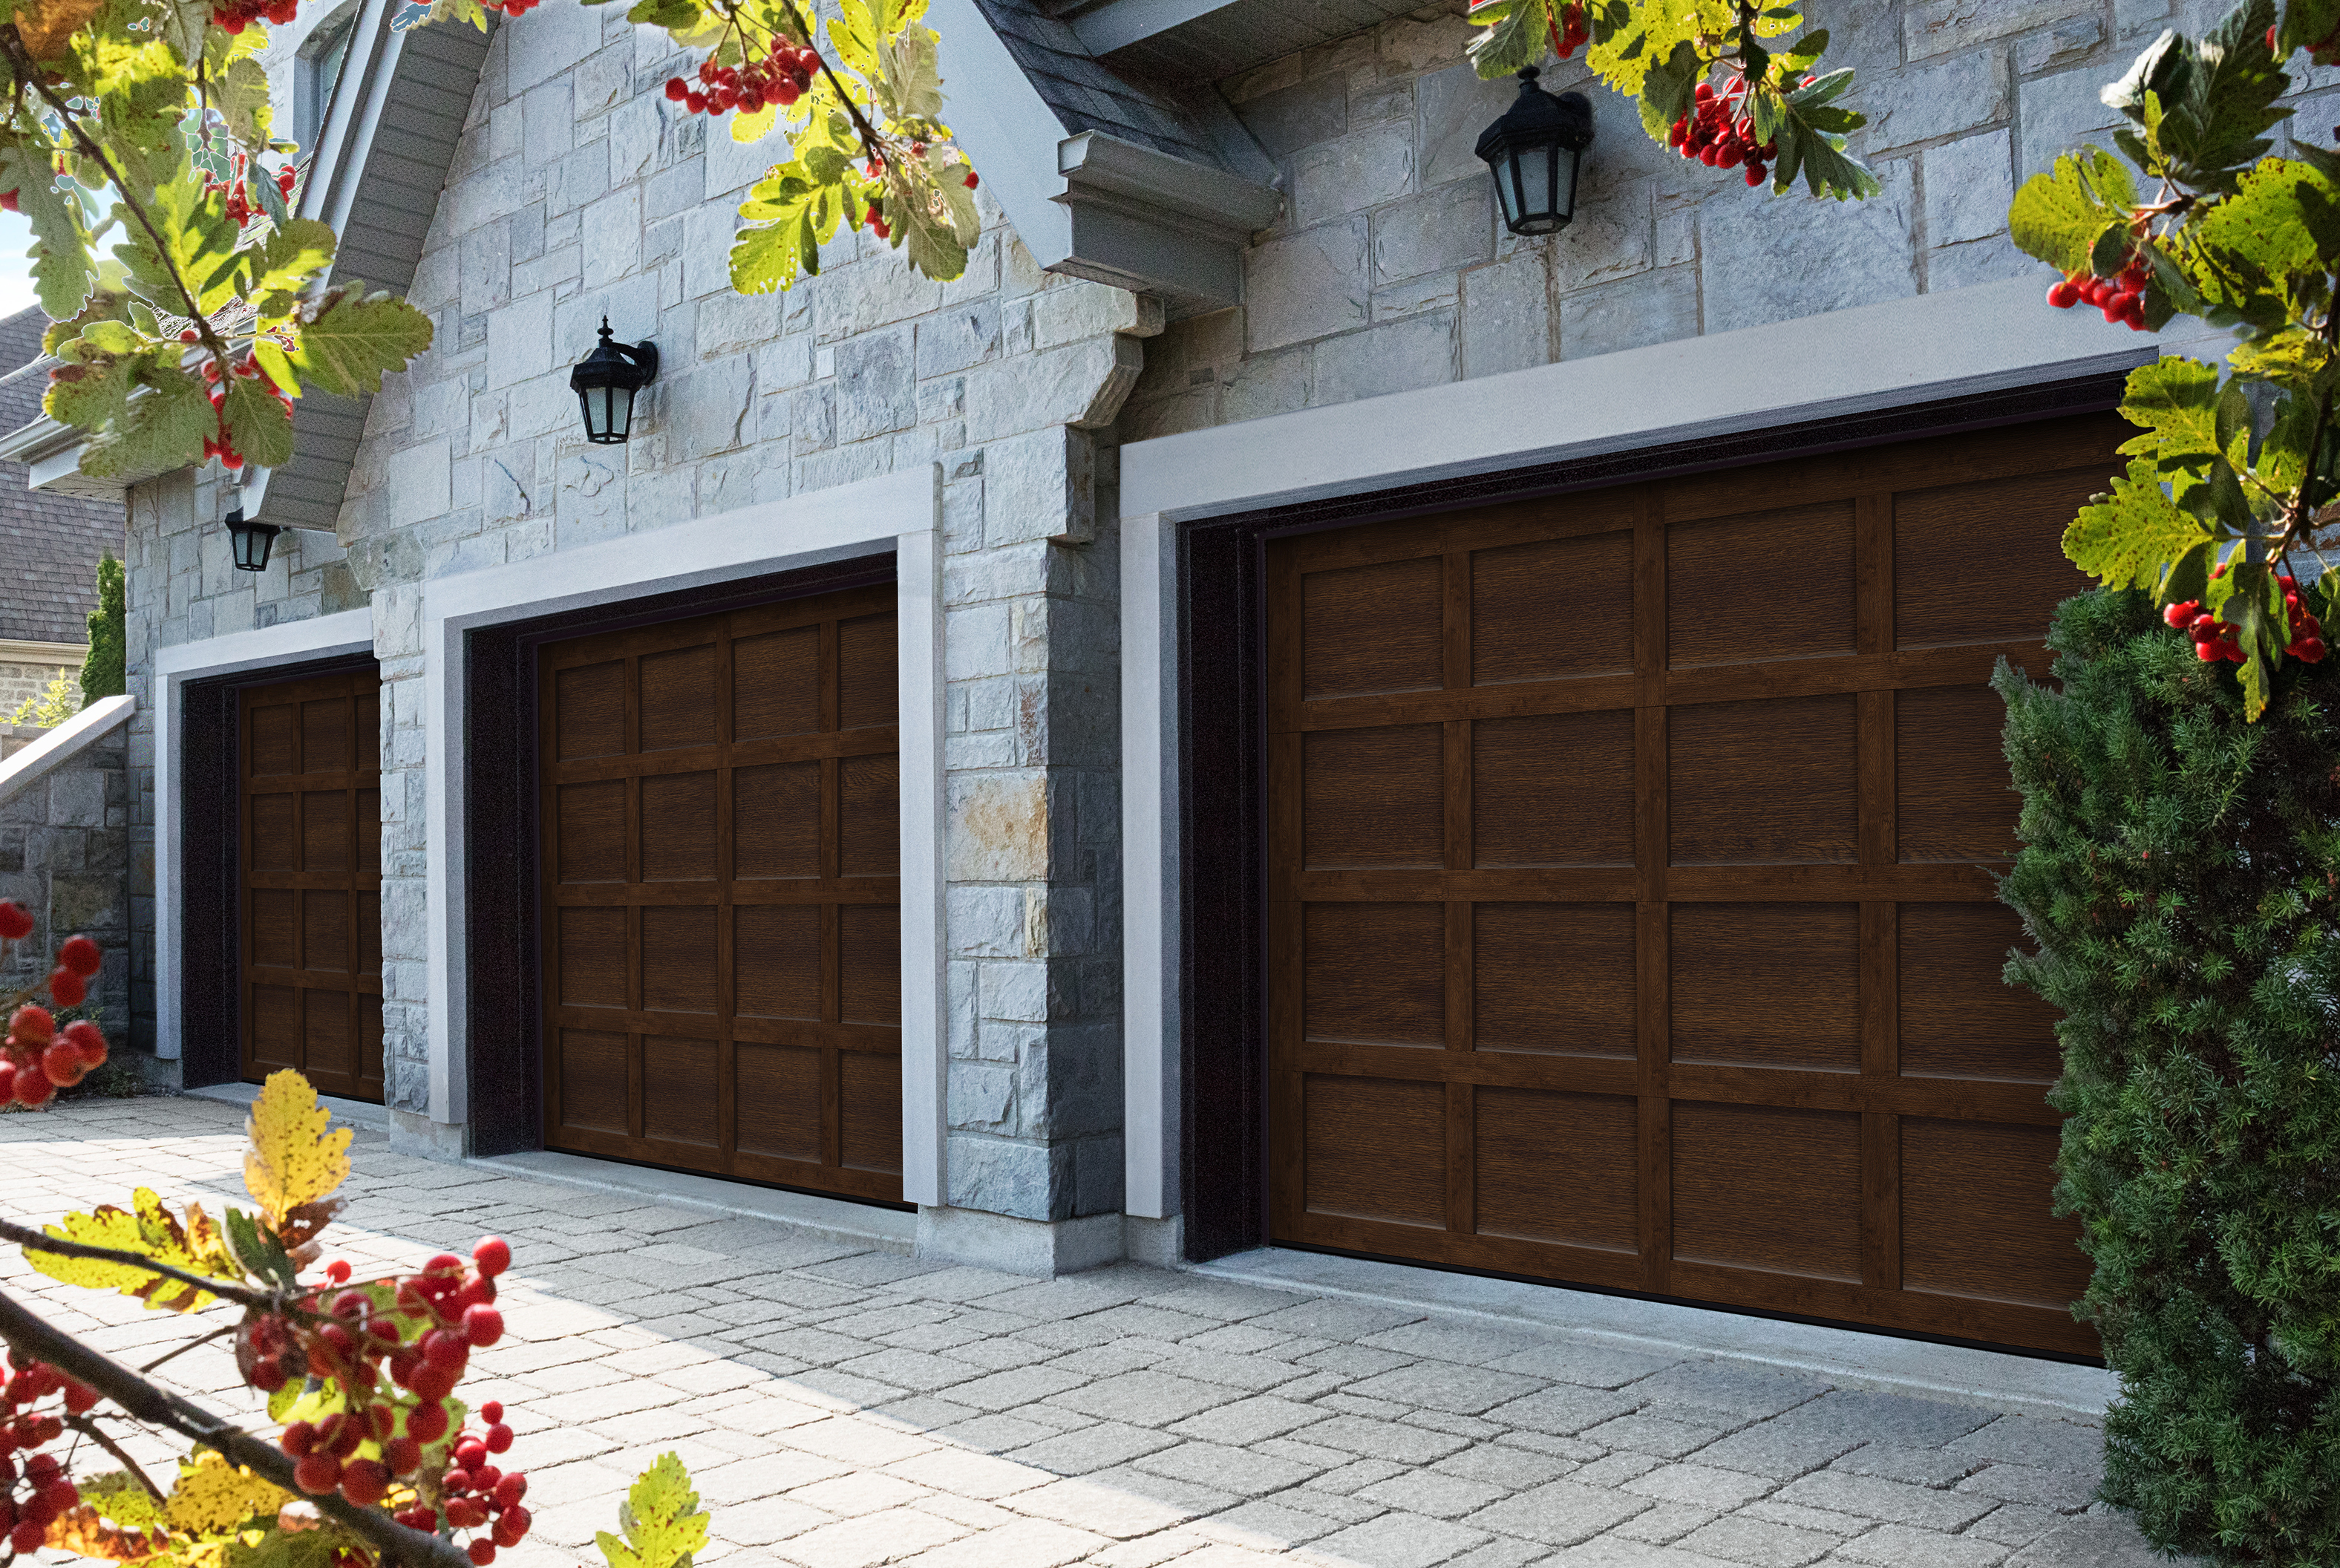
[[0, 695, 134, 806], [419, 465, 947, 1203], [1122, 278, 2160, 523], [1065, 0, 1241, 56], [926, 0, 1076, 272], [154, 608, 379, 1062]]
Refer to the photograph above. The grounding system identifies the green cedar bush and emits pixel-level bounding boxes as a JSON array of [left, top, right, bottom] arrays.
[[79, 551, 125, 706], [1996, 588, 2340, 1566]]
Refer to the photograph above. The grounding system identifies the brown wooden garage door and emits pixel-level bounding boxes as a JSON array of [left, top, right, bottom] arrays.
[[538, 584, 903, 1203], [1267, 412, 2123, 1356], [241, 667, 384, 1102]]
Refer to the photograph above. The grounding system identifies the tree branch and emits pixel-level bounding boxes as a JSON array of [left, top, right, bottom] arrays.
[[0, 1287, 471, 1568], [768, 0, 888, 160], [0, 1215, 284, 1316], [65, 1414, 166, 1501]]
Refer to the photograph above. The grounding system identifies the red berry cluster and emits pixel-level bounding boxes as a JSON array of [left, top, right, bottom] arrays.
[[1669, 79, 1781, 189], [211, 0, 296, 36], [0, 1356, 99, 1556], [2046, 255, 2151, 330], [0, 909, 110, 1108], [203, 155, 298, 228], [2163, 575, 2328, 665], [1546, 2, 1587, 59], [489, 0, 538, 16], [397, 1405, 530, 1565], [664, 39, 820, 117], [259, 1238, 528, 1561], [199, 353, 294, 471]]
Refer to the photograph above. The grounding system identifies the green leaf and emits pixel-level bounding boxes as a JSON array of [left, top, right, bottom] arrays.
[[2101, 28, 2194, 125], [2280, 0, 2340, 54], [2190, 158, 2337, 284], [249, 217, 337, 300], [289, 287, 433, 397], [78, 1471, 166, 1532], [113, 161, 240, 318], [22, 1187, 242, 1310], [2064, 456, 2218, 591], [221, 376, 293, 468], [218, 55, 274, 149], [251, 337, 301, 399], [2010, 146, 2137, 273], [221, 1205, 298, 1291], [0, 134, 95, 319], [1468, 0, 1549, 76], [596, 1454, 710, 1568]]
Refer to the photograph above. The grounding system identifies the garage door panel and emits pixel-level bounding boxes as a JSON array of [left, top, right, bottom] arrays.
[[639, 644, 719, 751], [1304, 557, 1444, 700], [643, 1036, 720, 1148], [1471, 532, 1633, 687], [1899, 904, 2060, 1082], [1897, 685, 2022, 862], [540, 582, 902, 1203], [1474, 710, 1635, 866], [241, 667, 383, 1102], [1673, 1102, 1862, 1281], [1669, 695, 1859, 865], [641, 906, 719, 1013], [1671, 904, 1860, 1072], [1303, 903, 1445, 1046], [1305, 725, 1443, 868], [1902, 1118, 2090, 1309], [1896, 469, 2099, 648], [1303, 1074, 1445, 1227], [1472, 904, 1635, 1056], [1267, 414, 2117, 1356], [1669, 501, 1857, 668], [552, 663, 623, 759], [1474, 1087, 1637, 1249]]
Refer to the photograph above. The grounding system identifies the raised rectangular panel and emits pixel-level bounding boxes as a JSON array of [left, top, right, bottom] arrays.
[[1672, 904, 1860, 1072], [1673, 1102, 1862, 1281], [1474, 904, 1635, 1056], [733, 626, 820, 739], [736, 1042, 822, 1162], [1900, 904, 2062, 1082], [840, 1048, 904, 1173], [642, 1035, 719, 1146], [840, 904, 901, 1025], [1304, 1074, 1445, 1227], [1474, 708, 1635, 867], [558, 1029, 631, 1134], [1473, 531, 1632, 685], [249, 703, 297, 775], [1898, 684, 2022, 862], [640, 905, 719, 1014], [301, 791, 350, 872], [1670, 500, 1856, 667], [1896, 468, 2100, 647], [839, 612, 900, 729], [556, 780, 627, 883], [638, 644, 719, 752], [250, 889, 297, 968], [1303, 556, 1443, 699], [638, 773, 718, 881], [557, 907, 627, 1009], [1475, 1088, 1638, 1250], [555, 662, 626, 758], [301, 698, 353, 773], [734, 761, 821, 879], [735, 906, 822, 1019], [839, 754, 900, 878], [1903, 1118, 2090, 1308], [1304, 724, 1443, 869], [1303, 901, 1444, 1046], [1669, 694, 1858, 865]]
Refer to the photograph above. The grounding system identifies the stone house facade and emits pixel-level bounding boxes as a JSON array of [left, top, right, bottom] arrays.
[[0, 0, 2268, 1333]]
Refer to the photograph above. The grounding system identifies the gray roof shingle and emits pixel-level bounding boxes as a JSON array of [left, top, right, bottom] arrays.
[[973, 0, 1235, 168], [0, 308, 127, 647]]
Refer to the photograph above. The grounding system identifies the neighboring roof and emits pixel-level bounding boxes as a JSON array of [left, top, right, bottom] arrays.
[[0, 307, 122, 647]]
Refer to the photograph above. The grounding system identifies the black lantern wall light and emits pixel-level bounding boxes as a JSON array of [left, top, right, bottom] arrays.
[[225, 507, 280, 572], [1477, 68, 1595, 236], [570, 317, 659, 444]]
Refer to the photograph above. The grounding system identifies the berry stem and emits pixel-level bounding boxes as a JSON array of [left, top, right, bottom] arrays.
[[62, 1414, 164, 1502]]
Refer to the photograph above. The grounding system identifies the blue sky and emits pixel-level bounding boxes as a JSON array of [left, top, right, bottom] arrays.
[[0, 209, 37, 318]]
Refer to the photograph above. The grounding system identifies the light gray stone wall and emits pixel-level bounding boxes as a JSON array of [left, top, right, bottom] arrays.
[[121, 0, 1157, 1234], [0, 722, 132, 1046], [1120, 0, 2249, 437]]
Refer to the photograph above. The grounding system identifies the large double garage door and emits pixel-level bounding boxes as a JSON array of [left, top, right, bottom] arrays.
[[537, 584, 904, 1203], [1268, 414, 2121, 1356]]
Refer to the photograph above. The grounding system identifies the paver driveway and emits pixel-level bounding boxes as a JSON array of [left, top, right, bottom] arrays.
[[0, 1097, 2172, 1568]]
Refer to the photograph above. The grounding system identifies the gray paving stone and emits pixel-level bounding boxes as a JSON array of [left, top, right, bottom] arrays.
[[1169, 1394, 1333, 1446], [1830, 1444, 1987, 1489], [1467, 1480, 1655, 1547], [1691, 1406, 1872, 1480], [948, 1365, 1092, 1411], [1049, 1369, 1246, 1426], [1150, 1348, 1314, 1392], [1492, 1342, 1690, 1389], [1961, 1505, 2067, 1546], [1834, 1524, 2013, 1567], [1346, 1361, 1552, 1414], [1310, 1457, 1419, 1493], [1624, 1463, 1777, 1509], [1777, 1472, 1996, 1532], [1554, 1540, 1743, 1568], [1486, 1385, 1644, 1436], [1445, 1535, 1550, 1568], [1141, 1281, 1316, 1321], [1245, 1298, 1429, 1341], [1630, 1362, 1833, 1423], [1587, 1413, 1733, 1459], [1091, 1461, 1244, 1518], [1945, 1421, 2104, 1475], [1675, 1513, 1840, 1567], [1363, 1322, 1547, 1366], [2000, 1513, 2166, 1567], [929, 1412, 1067, 1454], [1200, 1498, 1348, 1545], [1433, 1443, 1578, 1491], [1304, 1344, 1418, 1379], [1612, 1503, 1723, 1545], [1135, 1440, 1327, 1496], [1299, 1415, 1474, 1465], [979, 1278, 1144, 1319], [1354, 1470, 1510, 1520], [1312, 1510, 1497, 1568], [1573, 1454, 1664, 1488], [1739, 1502, 1869, 1536], [1002, 1420, 1179, 1475], [1800, 1391, 1996, 1450], [1952, 1466, 2098, 1513]]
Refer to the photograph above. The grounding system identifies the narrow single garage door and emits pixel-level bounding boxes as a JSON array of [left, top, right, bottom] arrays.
[[1267, 413, 2120, 1356], [538, 584, 903, 1203], [241, 667, 384, 1102]]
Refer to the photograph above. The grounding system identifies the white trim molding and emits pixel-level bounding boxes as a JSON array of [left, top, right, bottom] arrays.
[[1119, 278, 2161, 1223], [153, 607, 379, 1062], [417, 465, 948, 1203], [0, 638, 88, 665], [0, 694, 134, 806]]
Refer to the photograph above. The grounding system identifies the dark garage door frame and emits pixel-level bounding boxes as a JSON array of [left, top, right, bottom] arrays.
[[1175, 370, 2129, 1362]]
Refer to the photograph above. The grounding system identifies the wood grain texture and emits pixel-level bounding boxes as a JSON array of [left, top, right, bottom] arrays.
[[539, 583, 901, 1201], [240, 667, 384, 1102], [1264, 414, 2122, 1355]]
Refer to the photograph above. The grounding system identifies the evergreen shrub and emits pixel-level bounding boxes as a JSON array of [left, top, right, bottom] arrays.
[[1996, 588, 2340, 1565]]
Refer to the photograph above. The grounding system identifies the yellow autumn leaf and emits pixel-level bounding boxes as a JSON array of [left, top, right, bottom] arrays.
[[163, 1452, 288, 1537], [15, 0, 104, 55], [45, 1502, 171, 1561], [23, 1188, 241, 1312], [242, 1071, 350, 1230]]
